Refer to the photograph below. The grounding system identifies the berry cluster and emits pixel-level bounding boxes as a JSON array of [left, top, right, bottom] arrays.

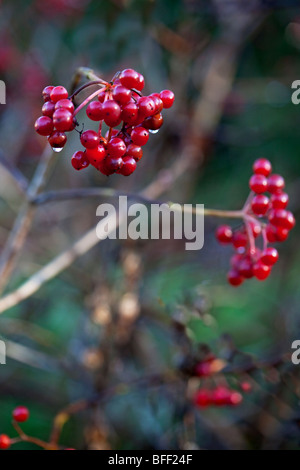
[[192, 358, 251, 408], [35, 69, 174, 177], [0, 406, 29, 450], [216, 159, 295, 286]]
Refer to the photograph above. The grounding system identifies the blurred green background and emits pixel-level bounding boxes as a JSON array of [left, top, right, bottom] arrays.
[[0, 0, 300, 450]]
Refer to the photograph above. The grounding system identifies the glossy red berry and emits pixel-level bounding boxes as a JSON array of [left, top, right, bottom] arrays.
[[0, 435, 11, 450], [267, 174, 285, 194], [42, 85, 55, 102], [232, 231, 248, 249], [143, 113, 164, 130], [86, 101, 104, 121], [105, 156, 123, 172], [119, 68, 140, 90], [53, 109, 74, 132], [121, 102, 138, 124], [112, 85, 131, 105], [253, 261, 271, 280], [227, 270, 244, 286], [86, 145, 106, 166], [125, 144, 143, 161], [54, 99, 74, 114], [131, 127, 149, 146], [216, 225, 233, 244], [270, 192, 289, 209], [102, 100, 121, 127], [150, 93, 164, 113], [251, 194, 269, 216], [249, 174, 268, 194], [12, 406, 30, 423], [159, 89, 175, 108], [253, 158, 272, 176], [42, 101, 55, 117], [119, 156, 137, 176], [266, 224, 289, 243], [211, 386, 231, 406], [80, 130, 100, 149], [48, 131, 67, 149], [138, 96, 156, 118], [50, 86, 68, 103], [260, 248, 279, 266], [269, 209, 295, 230], [238, 257, 254, 279], [71, 151, 90, 170], [107, 138, 126, 158], [136, 73, 145, 91], [34, 116, 54, 136]]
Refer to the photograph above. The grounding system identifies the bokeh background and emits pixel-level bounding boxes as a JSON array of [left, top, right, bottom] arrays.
[[0, 0, 300, 450]]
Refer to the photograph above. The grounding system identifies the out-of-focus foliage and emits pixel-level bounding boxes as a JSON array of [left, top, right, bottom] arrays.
[[0, 0, 300, 450]]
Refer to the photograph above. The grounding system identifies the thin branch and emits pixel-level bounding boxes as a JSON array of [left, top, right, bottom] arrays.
[[0, 150, 28, 193]]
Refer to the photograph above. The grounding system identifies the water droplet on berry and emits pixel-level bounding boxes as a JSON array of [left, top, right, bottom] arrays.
[[149, 129, 159, 134], [52, 147, 64, 153]]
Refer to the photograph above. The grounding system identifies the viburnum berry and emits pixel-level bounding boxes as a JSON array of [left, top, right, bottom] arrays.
[[42, 101, 55, 117], [86, 101, 104, 121], [86, 145, 106, 166], [112, 85, 131, 105], [53, 109, 74, 132], [159, 90, 175, 108], [107, 138, 126, 158], [215, 158, 295, 286], [12, 406, 30, 423], [48, 131, 67, 149], [119, 68, 141, 90], [253, 158, 272, 176], [249, 174, 268, 194], [80, 130, 100, 149], [131, 127, 149, 146], [42, 85, 54, 102], [102, 100, 121, 127], [125, 144, 143, 161], [0, 434, 11, 450], [194, 389, 212, 408], [216, 225, 233, 244], [34, 116, 54, 136], [71, 151, 90, 171], [55, 99, 74, 114], [118, 156, 137, 176], [50, 86, 68, 103]]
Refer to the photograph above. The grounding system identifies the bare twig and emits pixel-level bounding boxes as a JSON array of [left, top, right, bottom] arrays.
[[0, 150, 28, 193]]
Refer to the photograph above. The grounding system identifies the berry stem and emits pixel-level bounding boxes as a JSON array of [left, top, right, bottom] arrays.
[[12, 421, 57, 450], [74, 88, 108, 117], [69, 80, 107, 100]]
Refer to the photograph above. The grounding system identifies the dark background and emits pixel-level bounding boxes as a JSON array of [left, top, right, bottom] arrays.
[[0, 0, 300, 450]]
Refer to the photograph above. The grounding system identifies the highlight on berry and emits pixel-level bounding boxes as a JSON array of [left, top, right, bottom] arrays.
[[215, 159, 295, 286], [34, 69, 175, 177]]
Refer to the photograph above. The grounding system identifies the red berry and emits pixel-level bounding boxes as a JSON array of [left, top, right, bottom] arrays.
[[97, 89, 107, 103], [267, 174, 285, 194], [253, 261, 271, 280], [86, 145, 106, 166], [138, 96, 156, 118], [53, 109, 73, 132], [216, 225, 233, 244], [0, 435, 11, 450], [42, 85, 54, 102], [125, 144, 143, 161], [112, 85, 131, 105], [238, 257, 254, 279], [42, 101, 55, 117], [240, 381, 252, 392], [266, 224, 289, 243], [48, 131, 67, 149], [232, 231, 248, 249], [50, 86, 68, 103], [105, 156, 123, 173], [107, 138, 126, 158], [71, 151, 90, 170], [118, 156, 137, 176], [34, 116, 54, 136], [102, 100, 121, 127], [269, 209, 295, 230], [131, 127, 149, 146], [159, 89, 175, 108], [12, 406, 30, 423], [121, 102, 139, 124], [271, 192, 289, 209], [80, 130, 100, 149], [86, 101, 104, 121], [227, 270, 244, 286], [98, 159, 114, 176], [251, 194, 269, 216], [119, 68, 140, 90], [55, 99, 74, 113], [249, 174, 268, 194], [228, 391, 243, 406], [143, 113, 163, 130], [194, 389, 212, 408], [253, 158, 272, 176], [136, 73, 145, 91], [250, 221, 262, 238], [260, 248, 279, 266], [211, 386, 231, 406], [150, 93, 164, 113]]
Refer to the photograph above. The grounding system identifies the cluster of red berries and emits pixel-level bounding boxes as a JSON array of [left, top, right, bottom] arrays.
[[193, 358, 251, 408], [35, 69, 174, 177], [0, 406, 29, 450], [216, 159, 295, 286]]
